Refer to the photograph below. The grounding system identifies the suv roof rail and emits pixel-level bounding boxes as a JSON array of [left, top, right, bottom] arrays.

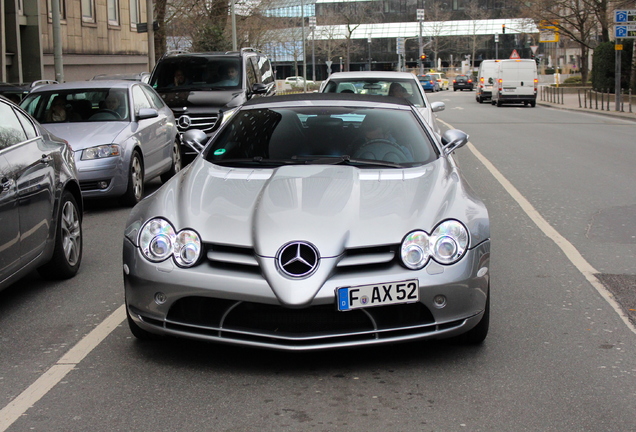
[[239, 47, 261, 54]]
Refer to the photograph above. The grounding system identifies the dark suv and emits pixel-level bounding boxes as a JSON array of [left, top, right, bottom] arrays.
[[453, 75, 474, 91], [149, 48, 276, 155]]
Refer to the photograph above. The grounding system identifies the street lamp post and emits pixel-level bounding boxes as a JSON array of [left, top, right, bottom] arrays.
[[310, 16, 316, 82], [417, 8, 425, 75], [367, 35, 372, 71]]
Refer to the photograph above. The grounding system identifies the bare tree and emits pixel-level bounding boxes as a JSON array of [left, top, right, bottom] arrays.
[[464, 0, 490, 71], [423, 1, 453, 68], [515, 0, 605, 84]]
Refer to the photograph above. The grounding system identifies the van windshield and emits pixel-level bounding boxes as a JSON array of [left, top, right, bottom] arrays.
[[150, 57, 242, 90]]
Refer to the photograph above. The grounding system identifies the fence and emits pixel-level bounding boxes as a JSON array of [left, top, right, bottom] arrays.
[[540, 86, 634, 114]]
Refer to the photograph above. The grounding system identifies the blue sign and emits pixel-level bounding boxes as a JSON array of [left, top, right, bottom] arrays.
[[615, 25, 636, 38], [615, 10, 636, 23]]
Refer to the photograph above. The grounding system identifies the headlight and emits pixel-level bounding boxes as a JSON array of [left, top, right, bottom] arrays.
[[400, 220, 469, 269], [401, 231, 430, 270], [138, 218, 201, 267], [429, 220, 469, 265], [81, 144, 121, 160]]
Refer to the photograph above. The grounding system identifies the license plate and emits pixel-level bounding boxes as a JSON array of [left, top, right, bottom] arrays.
[[504, 88, 516, 92], [337, 279, 419, 311]]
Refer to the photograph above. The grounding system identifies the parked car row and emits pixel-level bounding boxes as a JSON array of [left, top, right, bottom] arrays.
[[3, 63, 491, 353]]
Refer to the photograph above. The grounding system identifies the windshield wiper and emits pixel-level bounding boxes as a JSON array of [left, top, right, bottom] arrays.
[[213, 157, 308, 166], [300, 155, 404, 168]]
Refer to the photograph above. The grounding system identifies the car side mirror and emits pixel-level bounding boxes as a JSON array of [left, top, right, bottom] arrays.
[[441, 129, 469, 156], [430, 101, 445, 113], [252, 83, 268, 94], [137, 108, 158, 120], [182, 129, 208, 154]]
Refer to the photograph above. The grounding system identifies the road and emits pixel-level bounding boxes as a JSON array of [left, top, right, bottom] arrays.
[[1, 91, 635, 431]]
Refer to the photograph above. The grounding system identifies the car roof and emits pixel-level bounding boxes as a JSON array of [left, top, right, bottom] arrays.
[[27, 80, 142, 92], [325, 71, 419, 80], [244, 93, 414, 109]]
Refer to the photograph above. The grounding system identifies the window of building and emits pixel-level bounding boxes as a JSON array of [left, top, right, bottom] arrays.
[[82, 0, 95, 23], [130, 0, 139, 29], [47, 0, 67, 21], [108, 0, 120, 25]]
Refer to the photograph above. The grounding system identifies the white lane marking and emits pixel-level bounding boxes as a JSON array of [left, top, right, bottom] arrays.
[[0, 305, 126, 431], [438, 119, 636, 335]]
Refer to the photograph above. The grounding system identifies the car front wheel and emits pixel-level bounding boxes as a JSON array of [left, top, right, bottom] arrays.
[[121, 150, 144, 206], [38, 191, 82, 279], [160, 138, 182, 183]]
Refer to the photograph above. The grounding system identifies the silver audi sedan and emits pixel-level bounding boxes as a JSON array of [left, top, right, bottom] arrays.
[[21, 81, 181, 206], [123, 93, 490, 350]]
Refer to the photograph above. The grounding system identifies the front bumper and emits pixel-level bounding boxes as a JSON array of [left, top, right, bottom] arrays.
[[124, 238, 490, 350], [76, 154, 128, 198]]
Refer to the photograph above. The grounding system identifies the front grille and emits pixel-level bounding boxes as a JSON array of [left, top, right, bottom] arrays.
[[203, 243, 398, 274], [155, 297, 443, 348], [176, 114, 219, 133]]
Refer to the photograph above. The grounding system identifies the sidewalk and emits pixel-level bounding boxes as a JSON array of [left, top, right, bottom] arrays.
[[537, 87, 636, 122]]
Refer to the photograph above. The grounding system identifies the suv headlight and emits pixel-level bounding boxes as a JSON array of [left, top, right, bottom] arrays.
[[139, 218, 201, 267], [400, 220, 469, 269], [81, 144, 121, 160]]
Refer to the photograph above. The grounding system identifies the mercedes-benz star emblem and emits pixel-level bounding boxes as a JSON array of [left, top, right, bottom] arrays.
[[277, 241, 319, 278], [177, 115, 192, 129]]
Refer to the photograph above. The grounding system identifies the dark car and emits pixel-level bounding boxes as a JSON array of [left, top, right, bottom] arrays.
[[148, 48, 276, 159], [0, 80, 58, 104], [453, 75, 474, 91], [0, 96, 83, 292], [123, 93, 491, 350]]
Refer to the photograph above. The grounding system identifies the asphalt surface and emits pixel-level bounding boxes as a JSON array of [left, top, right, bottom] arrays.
[[536, 88, 636, 327]]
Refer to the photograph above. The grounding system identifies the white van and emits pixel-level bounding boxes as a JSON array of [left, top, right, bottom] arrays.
[[476, 60, 499, 103], [491, 59, 538, 107]]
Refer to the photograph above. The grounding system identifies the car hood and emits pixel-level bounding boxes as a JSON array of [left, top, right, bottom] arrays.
[[130, 157, 488, 254], [159, 89, 245, 110], [43, 122, 128, 151], [127, 157, 488, 306]]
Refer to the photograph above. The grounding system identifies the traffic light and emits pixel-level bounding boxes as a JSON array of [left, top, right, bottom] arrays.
[[502, 24, 506, 34], [420, 54, 427, 60]]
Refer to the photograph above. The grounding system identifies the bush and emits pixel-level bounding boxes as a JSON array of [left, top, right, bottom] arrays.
[[563, 76, 582, 84], [591, 41, 633, 92]]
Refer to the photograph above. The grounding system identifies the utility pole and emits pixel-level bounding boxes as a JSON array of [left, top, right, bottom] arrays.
[[51, 0, 64, 82], [146, 0, 155, 69]]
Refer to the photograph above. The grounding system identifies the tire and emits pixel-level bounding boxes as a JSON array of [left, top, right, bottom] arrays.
[[38, 191, 82, 280], [530, 100, 536, 107], [455, 292, 490, 344], [127, 308, 163, 341], [160, 138, 183, 183], [454, 88, 457, 91], [120, 150, 144, 206], [496, 100, 502, 107], [477, 97, 483, 103]]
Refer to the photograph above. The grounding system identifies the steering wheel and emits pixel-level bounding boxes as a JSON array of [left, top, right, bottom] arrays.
[[89, 109, 121, 120], [353, 139, 411, 163]]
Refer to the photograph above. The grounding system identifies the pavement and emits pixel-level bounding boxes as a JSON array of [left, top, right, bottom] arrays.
[[536, 86, 636, 122]]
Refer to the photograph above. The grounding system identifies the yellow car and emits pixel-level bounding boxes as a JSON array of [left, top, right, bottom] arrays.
[[429, 72, 449, 90]]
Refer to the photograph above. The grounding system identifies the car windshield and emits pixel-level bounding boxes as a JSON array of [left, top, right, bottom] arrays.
[[21, 89, 130, 123], [322, 79, 426, 107], [204, 106, 438, 168], [150, 57, 242, 90]]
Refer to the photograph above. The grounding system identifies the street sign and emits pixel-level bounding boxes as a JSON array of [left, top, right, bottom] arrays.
[[509, 49, 520, 59], [417, 9, 425, 21], [494, 33, 499, 42], [396, 37, 405, 54], [539, 29, 559, 43], [615, 10, 636, 23], [615, 25, 636, 38]]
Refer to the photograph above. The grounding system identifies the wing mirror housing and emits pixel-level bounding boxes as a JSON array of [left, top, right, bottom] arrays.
[[441, 129, 469, 156], [430, 101, 445, 113], [182, 129, 208, 154]]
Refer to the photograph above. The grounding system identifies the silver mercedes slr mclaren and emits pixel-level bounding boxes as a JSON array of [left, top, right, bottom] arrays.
[[123, 93, 491, 351]]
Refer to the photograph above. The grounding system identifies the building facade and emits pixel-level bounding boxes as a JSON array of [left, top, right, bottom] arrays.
[[2, 0, 150, 84]]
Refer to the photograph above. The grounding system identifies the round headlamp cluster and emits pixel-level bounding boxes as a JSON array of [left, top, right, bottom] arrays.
[[139, 218, 202, 267], [401, 220, 469, 269]]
